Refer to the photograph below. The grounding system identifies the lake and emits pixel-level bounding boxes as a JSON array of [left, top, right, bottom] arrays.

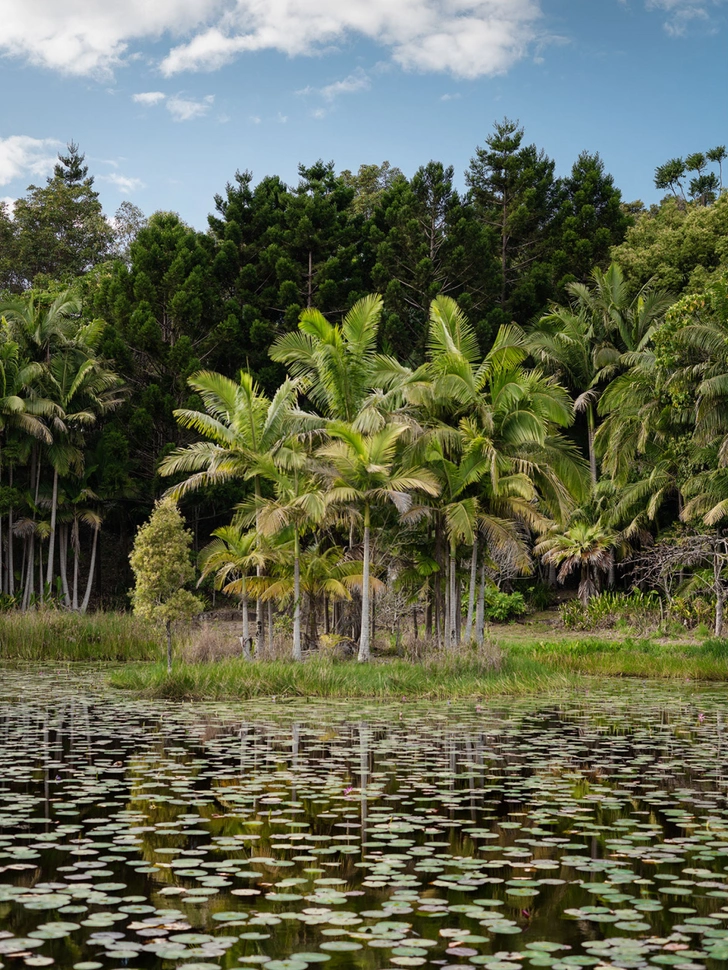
[[1, 668, 728, 970]]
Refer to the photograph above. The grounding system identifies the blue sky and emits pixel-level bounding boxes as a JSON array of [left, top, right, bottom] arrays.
[[1, 0, 726, 229]]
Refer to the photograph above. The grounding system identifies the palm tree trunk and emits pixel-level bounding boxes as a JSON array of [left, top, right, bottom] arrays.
[[476, 558, 486, 646], [587, 404, 598, 486], [715, 541, 725, 637], [464, 537, 478, 643], [80, 525, 99, 614], [358, 503, 371, 662], [7, 464, 14, 598], [254, 478, 264, 658], [72, 527, 79, 611], [59, 524, 71, 607], [449, 543, 458, 648], [23, 534, 35, 611], [293, 529, 302, 660], [241, 584, 251, 658], [46, 468, 58, 591]]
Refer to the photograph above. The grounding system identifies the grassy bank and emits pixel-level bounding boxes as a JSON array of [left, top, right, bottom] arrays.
[[0, 611, 160, 661], [107, 634, 728, 700], [109, 654, 567, 700]]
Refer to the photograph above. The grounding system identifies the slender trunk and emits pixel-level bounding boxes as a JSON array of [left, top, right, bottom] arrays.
[[476, 558, 486, 646], [425, 592, 432, 640], [587, 404, 598, 486], [254, 477, 264, 657], [444, 558, 450, 650], [323, 594, 329, 635], [23, 534, 35, 612], [292, 530, 302, 660], [166, 619, 172, 673], [449, 544, 458, 647], [8, 464, 13, 598], [46, 468, 58, 591], [38, 538, 43, 602], [72, 528, 79, 612], [358, 503, 371, 662], [267, 600, 274, 655], [241, 584, 251, 658], [59, 524, 71, 607], [715, 541, 725, 638], [412, 605, 418, 642], [464, 537, 478, 643], [80, 526, 99, 613]]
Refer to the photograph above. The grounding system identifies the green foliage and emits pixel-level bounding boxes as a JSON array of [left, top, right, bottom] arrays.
[[129, 497, 203, 625], [483, 587, 526, 622]]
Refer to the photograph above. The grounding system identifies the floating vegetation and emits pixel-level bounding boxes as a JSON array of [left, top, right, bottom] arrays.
[[2, 668, 728, 969]]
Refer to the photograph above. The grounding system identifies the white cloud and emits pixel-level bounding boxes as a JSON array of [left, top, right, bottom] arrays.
[[132, 91, 166, 105], [0, 0, 544, 80], [166, 93, 214, 121], [319, 68, 370, 102], [0, 0, 220, 77], [1, 197, 16, 218], [100, 173, 145, 193], [645, 0, 723, 34], [0, 135, 59, 186]]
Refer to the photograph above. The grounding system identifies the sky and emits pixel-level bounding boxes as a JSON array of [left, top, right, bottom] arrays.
[[0, 0, 726, 230]]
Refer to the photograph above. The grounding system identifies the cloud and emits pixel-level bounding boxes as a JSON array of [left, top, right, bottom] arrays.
[[319, 68, 370, 102], [0, 0, 218, 77], [0, 1, 544, 80], [132, 91, 166, 105], [100, 173, 145, 193], [166, 94, 214, 121], [1, 197, 16, 217], [645, 0, 724, 34], [0, 135, 59, 186], [439, 92, 461, 101]]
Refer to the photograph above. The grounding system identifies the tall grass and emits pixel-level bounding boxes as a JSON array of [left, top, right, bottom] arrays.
[[109, 635, 728, 700], [510, 636, 728, 681], [110, 655, 569, 701], [0, 611, 160, 661]]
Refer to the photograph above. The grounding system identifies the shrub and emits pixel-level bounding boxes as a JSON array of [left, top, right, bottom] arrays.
[[484, 588, 526, 623], [560, 590, 662, 632]]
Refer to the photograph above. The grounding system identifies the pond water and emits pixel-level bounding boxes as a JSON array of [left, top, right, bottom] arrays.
[[2, 670, 728, 970]]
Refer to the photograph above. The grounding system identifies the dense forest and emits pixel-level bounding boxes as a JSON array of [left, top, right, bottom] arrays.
[[1, 122, 728, 652]]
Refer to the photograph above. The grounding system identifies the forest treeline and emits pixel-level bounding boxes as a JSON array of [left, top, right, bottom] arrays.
[[1, 123, 728, 643]]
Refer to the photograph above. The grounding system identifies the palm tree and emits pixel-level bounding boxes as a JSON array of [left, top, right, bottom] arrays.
[[242, 443, 327, 660], [160, 370, 299, 654], [198, 525, 266, 657], [316, 422, 439, 661], [260, 541, 372, 650], [43, 324, 125, 595], [529, 264, 672, 484], [270, 295, 383, 427], [535, 521, 617, 605]]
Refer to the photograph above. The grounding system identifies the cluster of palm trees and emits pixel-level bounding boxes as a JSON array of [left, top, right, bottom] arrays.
[[159, 294, 590, 659], [160, 258, 728, 651], [0, 292, 123, 610]]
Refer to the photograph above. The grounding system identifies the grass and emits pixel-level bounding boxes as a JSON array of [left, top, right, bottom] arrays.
[[108, 632, 728, 700], [109, 653, 569, 701], [509, 634, 728, 681], [0, 610, 160, 662], [2, 609, 726, 698]]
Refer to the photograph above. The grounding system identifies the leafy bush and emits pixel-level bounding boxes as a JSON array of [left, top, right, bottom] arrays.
[[484, 588, 526, 623], [560, 590, 663, 632]]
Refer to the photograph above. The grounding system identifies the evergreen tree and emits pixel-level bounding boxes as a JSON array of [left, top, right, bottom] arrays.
[[12, 143, 113, 287]]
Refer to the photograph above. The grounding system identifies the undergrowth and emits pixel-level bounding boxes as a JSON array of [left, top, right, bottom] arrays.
[[0, 611, 159, 661]]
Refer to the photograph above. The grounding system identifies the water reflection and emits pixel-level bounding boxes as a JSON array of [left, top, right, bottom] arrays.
[[0, 670, 728, 969]]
